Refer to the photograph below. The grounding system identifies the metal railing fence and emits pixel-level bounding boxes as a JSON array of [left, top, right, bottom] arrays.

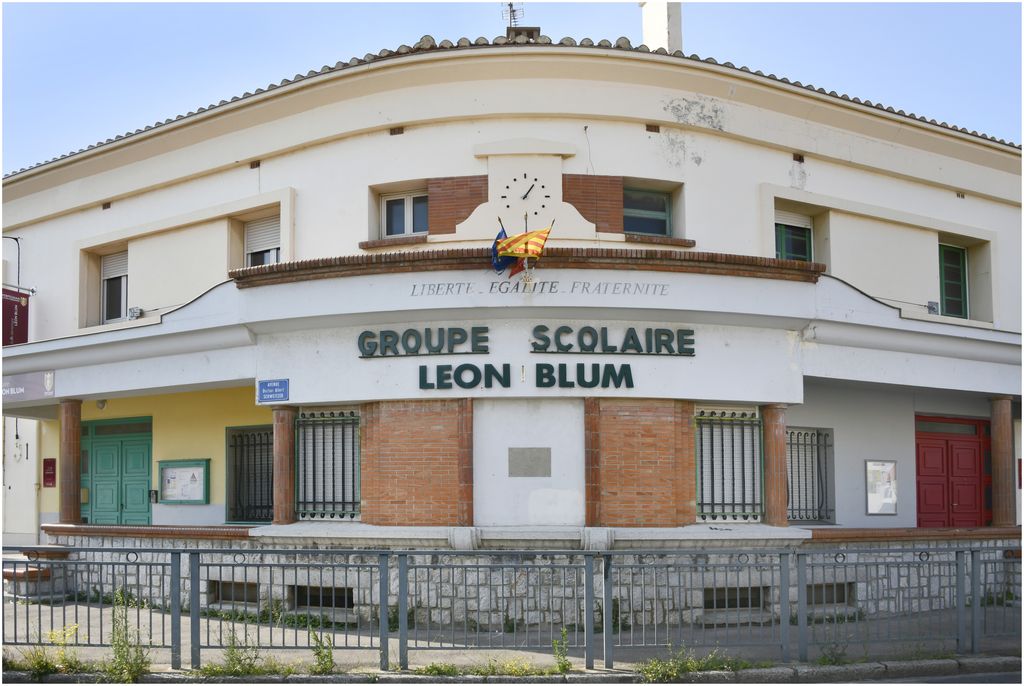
[[3, 545, 1019, 670]]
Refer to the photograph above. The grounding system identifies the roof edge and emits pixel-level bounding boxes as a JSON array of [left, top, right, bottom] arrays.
[[4, 35, 1020, 182]]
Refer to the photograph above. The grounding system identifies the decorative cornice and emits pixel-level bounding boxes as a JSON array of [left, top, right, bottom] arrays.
[[229, 247, 825, 288]]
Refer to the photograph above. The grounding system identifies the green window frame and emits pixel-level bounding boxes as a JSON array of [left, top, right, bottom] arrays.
[[775, 223, 812, 262], [623, 189, 671, 236], [939, 244, 968, 318]]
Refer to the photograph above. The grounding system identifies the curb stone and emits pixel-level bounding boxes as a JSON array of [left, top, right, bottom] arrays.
[[3, 656, 1022, 683], [879, 659, 959, 678], [285, 676, 376, 683], [482, 677, 566, 683], [957, 655, 1022, 674], [735, 667, 797, 683], [33, 675, 102, 683], [565, 674, 638, 683], [793, 663, 885, 682], [677, 670, 735, 682]]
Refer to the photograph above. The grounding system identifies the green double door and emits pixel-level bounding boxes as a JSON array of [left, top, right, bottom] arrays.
[[87, 438, 151, 525]]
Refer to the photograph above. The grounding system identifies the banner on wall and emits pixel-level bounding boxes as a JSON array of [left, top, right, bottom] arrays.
[[2, 288, 29, 346]]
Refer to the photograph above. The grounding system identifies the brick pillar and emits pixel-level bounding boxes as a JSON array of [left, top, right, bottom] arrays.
[[584, 398, 601, 526], [457, 399, 474, 526], [272, 406, 298, 525], [990, 396, 1016, 527], [761, 404, 788, 527], [59, 399, 82, 524]]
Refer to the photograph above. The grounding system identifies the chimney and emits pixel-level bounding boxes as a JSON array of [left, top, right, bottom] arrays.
[[506, 26, 541, 41], [640, 1, 682, 53]]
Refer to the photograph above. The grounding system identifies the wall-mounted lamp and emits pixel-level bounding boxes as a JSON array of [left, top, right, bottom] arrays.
[[149, 490, 159, 504], [96, 399, 107, 410]]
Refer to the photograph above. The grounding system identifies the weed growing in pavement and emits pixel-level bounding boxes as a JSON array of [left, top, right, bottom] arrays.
[[415, 658, 560, 677], [415, 662, 461, 676], [637, 647, 755, 682], [309, 631, 335, 675], [46, 624, 85, 674], [14, 645, 57, 681], [816, 641, 851, 666], [101, 591, 150, 683], [552, 626, 572, 673], [197, 630, 300, 678]]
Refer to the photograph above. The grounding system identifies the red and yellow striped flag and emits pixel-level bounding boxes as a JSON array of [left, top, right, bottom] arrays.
[[496, 228, 550, 259]]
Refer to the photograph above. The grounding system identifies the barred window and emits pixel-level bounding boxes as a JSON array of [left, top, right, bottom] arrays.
[[296, 410, 360, 519], [226, 426, 273, 523], [786, 427, 835, 523], [696, 409, 762, 521]]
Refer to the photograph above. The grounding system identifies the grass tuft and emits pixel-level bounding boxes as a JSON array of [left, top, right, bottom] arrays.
[[638, 647, 755, 682]]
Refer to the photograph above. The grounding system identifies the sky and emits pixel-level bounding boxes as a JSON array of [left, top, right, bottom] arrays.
[[2, 2, 1021, 176]]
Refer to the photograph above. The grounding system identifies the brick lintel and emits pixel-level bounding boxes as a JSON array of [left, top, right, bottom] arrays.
[[231, 247, 826, 288]]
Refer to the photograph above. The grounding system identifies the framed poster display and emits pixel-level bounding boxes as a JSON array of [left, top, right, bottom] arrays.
[[158, 459, 210, 504], [865, 460, 897, 515]]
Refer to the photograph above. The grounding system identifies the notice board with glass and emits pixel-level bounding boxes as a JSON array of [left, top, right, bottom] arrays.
[[158, 459, 210, 504]]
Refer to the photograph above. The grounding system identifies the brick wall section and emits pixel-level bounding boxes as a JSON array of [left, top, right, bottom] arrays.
[[231, 247, 826, 287], [361, 399, 473, 526], [427, 176, 488, 235], [563, 175, 624, 233], [584, 398, 602, 526], [586, 398, 696, 526]]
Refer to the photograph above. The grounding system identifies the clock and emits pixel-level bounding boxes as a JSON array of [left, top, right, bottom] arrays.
[[499, 172, 554, 230]]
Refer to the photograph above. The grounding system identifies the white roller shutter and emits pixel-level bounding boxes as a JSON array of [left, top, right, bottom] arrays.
[[101, 251, 128, 279], [244, 217, 280, 254], [775, 210, 812, 229]]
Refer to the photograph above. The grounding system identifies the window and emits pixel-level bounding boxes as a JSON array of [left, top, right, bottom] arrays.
[[100, 251, 128, 323], [775, 211, 812, 261], [623, 189, 671, 235], [381, 192, 428, 237], [939, 244, 968, 318], [227, 426, 273, 523], [695, 409, 762, 521], [296, 410, 360, 519], [244, 217, 281, 266], [786, 427, 835, 523]]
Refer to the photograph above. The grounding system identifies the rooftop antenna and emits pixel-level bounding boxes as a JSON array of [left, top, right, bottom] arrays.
[[502, 2, 524, 30]]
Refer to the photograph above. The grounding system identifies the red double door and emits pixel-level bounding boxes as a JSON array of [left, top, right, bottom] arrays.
[[916, 416, 992, 528]]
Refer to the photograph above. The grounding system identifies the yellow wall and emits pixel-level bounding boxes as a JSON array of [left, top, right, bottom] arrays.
[[39, 419, 60, 516], [80, 386, 271, 506]]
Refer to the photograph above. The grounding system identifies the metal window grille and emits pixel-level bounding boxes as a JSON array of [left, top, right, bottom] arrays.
[[227, 427, 273, 523], [786, 427, 835, 523], [296, 410, 360, 519], [696, 410, 762, 521]]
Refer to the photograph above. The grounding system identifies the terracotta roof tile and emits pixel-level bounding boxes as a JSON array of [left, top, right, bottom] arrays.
[[4, 35, 1018, 179]]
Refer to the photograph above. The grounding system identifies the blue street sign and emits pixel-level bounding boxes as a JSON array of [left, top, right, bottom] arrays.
[[257, 379, 289, 403]]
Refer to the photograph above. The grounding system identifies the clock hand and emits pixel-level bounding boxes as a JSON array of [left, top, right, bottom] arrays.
[[521, 183, 535, 200]]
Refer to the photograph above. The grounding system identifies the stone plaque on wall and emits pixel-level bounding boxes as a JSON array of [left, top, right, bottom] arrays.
[[508, 447, 552, 477]]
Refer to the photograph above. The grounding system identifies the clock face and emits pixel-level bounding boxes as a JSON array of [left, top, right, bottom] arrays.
[[500, 172, 553, 227]]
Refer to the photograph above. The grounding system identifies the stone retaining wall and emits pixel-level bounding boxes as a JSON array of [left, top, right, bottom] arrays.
[[32, 532, 1019, 629]]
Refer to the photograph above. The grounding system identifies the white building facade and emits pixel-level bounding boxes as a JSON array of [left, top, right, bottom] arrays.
[[2, 31, 1020, 553]]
